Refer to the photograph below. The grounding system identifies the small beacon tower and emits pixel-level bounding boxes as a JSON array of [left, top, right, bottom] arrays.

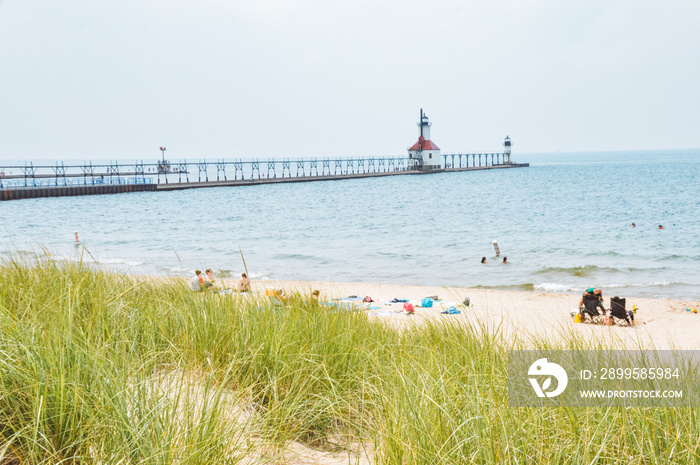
[[503, 136, 512, 164], [408, 109, 442, 171]]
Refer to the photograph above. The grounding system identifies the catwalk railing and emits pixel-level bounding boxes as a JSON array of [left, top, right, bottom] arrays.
[[0, 153, 510, 189]]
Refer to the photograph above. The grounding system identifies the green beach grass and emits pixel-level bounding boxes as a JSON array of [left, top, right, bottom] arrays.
[[0, 256, 698, 464]]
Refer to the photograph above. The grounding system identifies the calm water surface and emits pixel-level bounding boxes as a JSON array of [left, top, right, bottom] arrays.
[[2, 150, 699, 299]]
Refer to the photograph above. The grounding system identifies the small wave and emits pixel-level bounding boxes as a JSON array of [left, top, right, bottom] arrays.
[[603, 281, 675, 289], [168, 266, 193, 273], [473, 283, 537, 291], [585, 251, 621, 257], [535, 265, 602, 277], [534, 282, 579, 293], [272, 253, 318, 261], [533, 264, 653, 277], [478, 280, 687, 294], [98, 258, 143, 267], [656, 254, 685, 261]]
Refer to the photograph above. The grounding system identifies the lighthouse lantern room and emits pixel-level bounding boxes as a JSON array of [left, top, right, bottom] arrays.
[[408, 109, 442, 171], [503, 136, 512, 164]]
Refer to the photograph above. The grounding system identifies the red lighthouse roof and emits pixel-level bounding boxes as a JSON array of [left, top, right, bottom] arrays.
[[409, 136, 440, 151]]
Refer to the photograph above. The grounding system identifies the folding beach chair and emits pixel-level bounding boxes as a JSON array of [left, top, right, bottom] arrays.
[[581, 293, 604, 321], [610, 296, 634, 325], [266, 288, 286, 307]]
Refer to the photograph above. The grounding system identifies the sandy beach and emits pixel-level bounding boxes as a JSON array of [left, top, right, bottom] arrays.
[[218, 278, 700, 350]]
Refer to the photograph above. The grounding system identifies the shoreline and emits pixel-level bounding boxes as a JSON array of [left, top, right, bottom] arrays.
[[199, 277, 700, 350]]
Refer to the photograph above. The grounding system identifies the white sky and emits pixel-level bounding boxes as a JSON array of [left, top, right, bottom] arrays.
[[1, 0, 698, 161]]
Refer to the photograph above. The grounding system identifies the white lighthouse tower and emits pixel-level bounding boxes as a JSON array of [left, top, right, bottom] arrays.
[[408, 109, 442, 171], [503, 136, 512, 164]]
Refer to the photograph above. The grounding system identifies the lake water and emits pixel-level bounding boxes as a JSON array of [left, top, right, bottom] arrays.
[[2, 150, 699, 300]]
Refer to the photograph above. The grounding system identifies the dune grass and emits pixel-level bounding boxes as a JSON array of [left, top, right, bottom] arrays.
[[0, 257, 698, 464]]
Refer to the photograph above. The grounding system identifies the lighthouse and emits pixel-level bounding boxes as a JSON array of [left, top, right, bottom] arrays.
[[408, 109, 442, 171], [503, 136, 512, 164]]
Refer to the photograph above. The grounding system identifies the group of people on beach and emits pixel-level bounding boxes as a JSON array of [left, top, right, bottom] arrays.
[[190, 269, 251, 292], [576, 287, 635, 326]]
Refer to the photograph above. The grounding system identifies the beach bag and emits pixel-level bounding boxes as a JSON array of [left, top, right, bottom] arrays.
[[421, 297, 433, 307], [404, 303, 415, 313]]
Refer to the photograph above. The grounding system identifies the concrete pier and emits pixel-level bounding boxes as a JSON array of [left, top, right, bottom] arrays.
[[2, 183, 156, 201]]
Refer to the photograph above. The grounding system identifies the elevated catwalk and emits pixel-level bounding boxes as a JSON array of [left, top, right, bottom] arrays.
[[1, 157, 528, 201]]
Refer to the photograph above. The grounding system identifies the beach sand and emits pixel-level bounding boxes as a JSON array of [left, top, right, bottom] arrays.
[[178, 277, 700, 464], [221, 278, 700, 350]]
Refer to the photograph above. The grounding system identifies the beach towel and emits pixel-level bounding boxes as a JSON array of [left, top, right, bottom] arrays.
[[390, 298, 409, 303], [441, 306, 461, 314], [334, 296, 364, 302]]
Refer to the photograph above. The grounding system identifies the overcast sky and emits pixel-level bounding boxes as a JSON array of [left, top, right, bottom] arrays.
[[1, 0, 698, 161]]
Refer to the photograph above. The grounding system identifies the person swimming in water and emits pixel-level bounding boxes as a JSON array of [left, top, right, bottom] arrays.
[[502, 256, 508, 263], [481, 257, 489, 264]]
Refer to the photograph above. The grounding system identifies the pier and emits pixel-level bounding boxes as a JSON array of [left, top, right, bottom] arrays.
[[0, 154, 528, 201], [1, 111, 530, 201]]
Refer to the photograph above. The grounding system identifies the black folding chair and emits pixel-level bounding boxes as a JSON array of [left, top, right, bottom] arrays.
[[581, 294, 604, 321], [610, 296, 634, 325]]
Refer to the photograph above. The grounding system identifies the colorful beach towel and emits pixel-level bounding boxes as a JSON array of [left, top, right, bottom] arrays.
[[441, 306, 461, 315]]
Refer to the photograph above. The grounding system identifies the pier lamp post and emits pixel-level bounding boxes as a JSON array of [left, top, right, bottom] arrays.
[[159, 146, 167, 184]]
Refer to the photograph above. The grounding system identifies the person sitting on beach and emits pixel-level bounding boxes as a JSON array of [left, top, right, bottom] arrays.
[[204, 269, 223, 290], [190, 270, 205, 291], [481, 257, 489, 264], [238, 273, 251, 292], [307, 289, 321, 307], [204, 269, 216, 288], [578, 288, 605, 313]]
